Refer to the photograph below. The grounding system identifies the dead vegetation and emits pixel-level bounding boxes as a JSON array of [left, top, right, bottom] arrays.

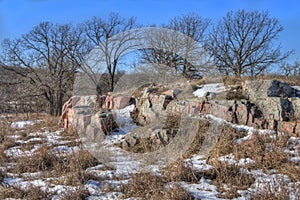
[[122, 172, 194, 200], [0, 185, 48, 200], [1, 107, 300, 199]]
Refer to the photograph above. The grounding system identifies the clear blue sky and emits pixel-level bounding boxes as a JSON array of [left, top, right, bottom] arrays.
[[1, 0, 300, 65]]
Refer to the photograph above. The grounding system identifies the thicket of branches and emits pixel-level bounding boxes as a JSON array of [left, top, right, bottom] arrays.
[[0, 10, 294, 115]]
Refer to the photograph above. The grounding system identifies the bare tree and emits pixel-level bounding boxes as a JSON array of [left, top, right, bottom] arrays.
[[280, 60, 300, 77], [0, 22, 84, 116], [207, 10, 291, 78], [82, 13, 138, 93], [141, 13, 211, 79]]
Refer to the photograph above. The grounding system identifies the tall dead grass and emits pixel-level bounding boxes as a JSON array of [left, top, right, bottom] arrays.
[[122, 172, 194, 200]]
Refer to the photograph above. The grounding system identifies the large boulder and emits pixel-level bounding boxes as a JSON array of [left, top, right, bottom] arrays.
[[60, 94, 129, 136], [243, 79, 297, 100]]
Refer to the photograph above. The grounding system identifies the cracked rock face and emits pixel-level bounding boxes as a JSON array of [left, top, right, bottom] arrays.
[[61, 95, 129, 137], [243, 79, 299, 100]]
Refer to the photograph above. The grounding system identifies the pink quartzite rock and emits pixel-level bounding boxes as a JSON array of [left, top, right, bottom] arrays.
[[60, 95, 130, 136]]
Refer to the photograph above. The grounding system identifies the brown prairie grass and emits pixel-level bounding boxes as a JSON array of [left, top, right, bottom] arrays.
[[206, 124, 248, 160], [166, 123, 299, 199], [162, 158, 254, 199], [251, 177, 298, 200], [162, 160, 201, 183], [0, 119, 17, 163], [9, 145, 57, 174], [55, 187, 90, 200], [0, 185, 48, 200], [9, 145, 100, 182], [232, 132, 297, 177], [19, 115, 60, 135], [221, 74, 300, 86], [51, 149, 101, 186], [122, 172, 194, 200], [210, 161, 255, 199], [183, 119, 210, 157], [0, 184, 90, 200]]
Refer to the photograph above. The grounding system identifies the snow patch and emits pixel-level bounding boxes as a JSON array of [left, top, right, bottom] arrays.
[[186, 155, 213, 171], [180, 177, 219, 199], [113, 105, 137, 134], [193, 83, 226, 98], [11, 120, 41, 129]]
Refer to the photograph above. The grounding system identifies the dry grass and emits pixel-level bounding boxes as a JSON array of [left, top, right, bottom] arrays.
[[20, 115, 60, 135], [170, 122, 299, 198], [2, 105, 300, 199], [190, 78, 206, 90], [222, 74, 300, 86], [210, 161, 255, 199], [162, 158, 254, 199], [122, 172, 194, 200], [0, 185, 48, 200], [251, 178, 296, 200], [55, 187, 90, 200], [222, 76, 244, 86], [0, 119, 17, 163], [163, 160, 200, 183], [231, 132, 297, 177], [52, 149, 101, 186], [207, 124, 248, 160], [9, 145, 57, 174], [0, 184, 90, 200], [256, 74, 300, 86], [126, 138, 156, 153], [183, 119, 210, 157]]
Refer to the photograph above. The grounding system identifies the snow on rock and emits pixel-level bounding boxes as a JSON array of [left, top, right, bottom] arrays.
[[218, 154, 236, 165], [113, 105, 137, 134], [52, 145, 80, 155], [193, 83, 226, 98], [238, 170, 299, 199], [28, 129, 65, 145], [291, 86, 300, 97], [217, 154, 255, 166], [84, 179, 128, 199], [180, 177, 219, 199], [4, 144, 41, 158], [291, 157, 300, 163], [85, 164, 106, 172], [87, 192, 125, 200], [4, 178, 48, 191], [238, 158, 255, 166], [185, 155, 213, 171]]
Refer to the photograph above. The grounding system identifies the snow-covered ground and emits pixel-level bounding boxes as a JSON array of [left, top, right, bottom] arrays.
[[1, 105, 300, 199], [11, 120, 42, 129]]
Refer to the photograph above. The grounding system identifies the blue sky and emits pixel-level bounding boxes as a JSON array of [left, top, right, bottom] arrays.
[[1, 0, 300, 65]]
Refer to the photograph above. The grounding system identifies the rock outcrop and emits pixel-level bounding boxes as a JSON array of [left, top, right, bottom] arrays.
[[60, 95, 131, 138], [61, 79, 300, 143], [130, 80, 300, 135], [242, 79, 299, 99]]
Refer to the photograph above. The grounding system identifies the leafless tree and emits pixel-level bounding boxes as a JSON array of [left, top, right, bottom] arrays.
[[140, 13, 211, 79], [207, 10, 291, 78], [82, 13, 138, 93], [0, 22, 84, 116], [280, 60, 300, 77]]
